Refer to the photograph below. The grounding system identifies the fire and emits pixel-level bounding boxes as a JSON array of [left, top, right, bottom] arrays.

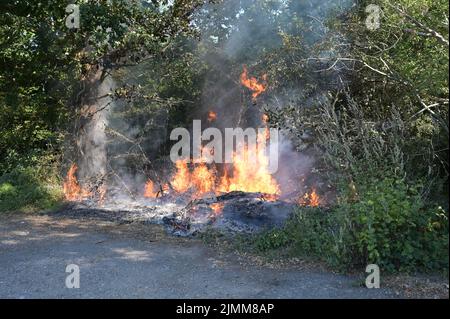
[[210, 203, 224, 216], [98, 185, 107, 205], [143, 67, 278, 204], [171, 160, 191, 193], [240, 66, 267, 100], [191, 163, 216, 196], [63, 164, 91, 201], [300, 188, 321, 207], [145, 180, 170, 198], [168, 130, 280, 200], [217, 134, 280, 195], [144, 180, 158, 198], [207, 111, 217, 122]]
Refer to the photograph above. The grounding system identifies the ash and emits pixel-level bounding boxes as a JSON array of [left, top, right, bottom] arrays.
[[53, 191, 295, 237]]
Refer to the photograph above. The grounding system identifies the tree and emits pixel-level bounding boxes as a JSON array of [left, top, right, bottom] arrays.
[[0, 0, 211, 172]]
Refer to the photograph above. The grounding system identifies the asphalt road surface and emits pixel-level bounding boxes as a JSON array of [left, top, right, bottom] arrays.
[[0, 212, 398, 299]]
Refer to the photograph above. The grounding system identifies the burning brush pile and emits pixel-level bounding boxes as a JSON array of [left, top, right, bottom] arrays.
[[62, 162, 322, 236], [61, 67, 324, 236]]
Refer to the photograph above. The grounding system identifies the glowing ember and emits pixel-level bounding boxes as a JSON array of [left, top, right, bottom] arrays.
[[240, 66, 267, 100], [210, 203, 224, 216], [63, 164, 91, 201], [207, 111, 217, 122], [300, 188, 321, 207]]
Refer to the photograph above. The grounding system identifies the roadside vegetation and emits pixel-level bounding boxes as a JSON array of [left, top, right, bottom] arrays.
[[248, 179, 448, 274], [0, 0, 448, 275]]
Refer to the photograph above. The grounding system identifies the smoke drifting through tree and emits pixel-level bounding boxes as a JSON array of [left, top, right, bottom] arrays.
[[65, 0, 354, 205]]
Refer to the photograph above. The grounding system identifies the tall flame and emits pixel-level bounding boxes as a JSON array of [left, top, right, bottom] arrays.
[[171, 160, 191, 193], [240, 66, 267, 100], [217, 132, 279, 195], [143, 66, 279, 205], [63, 164, 91, 201], [191, 163, 216, 196]]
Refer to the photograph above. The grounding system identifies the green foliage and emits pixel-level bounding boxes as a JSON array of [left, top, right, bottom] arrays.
[[253, 228, 291, 252], [341, 0, 449, 183], [341, 178, 448, 272], [253, 178, 449, 274], [0, 0, 447, 277], [0, 165, 63, 213], [0, 0, 209, 175], [263, 0, 448, 198]]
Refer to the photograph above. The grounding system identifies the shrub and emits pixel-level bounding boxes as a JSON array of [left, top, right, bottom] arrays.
[[253, 178, 449, 274], [345, 178, 448, 272]]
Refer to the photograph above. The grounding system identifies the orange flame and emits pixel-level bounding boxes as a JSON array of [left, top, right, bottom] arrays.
[[191, 163, 216, 196], [98, 185, 107, 205], [63, 164, 91, 201], [143, 68, 277, 202], [300, 188, 321, 207], [210, 203, 224, 216], [144, 180, 158, 198], [217, 133, 279, 196], [171, 160, 191, 193], [262, 114, 270, 141], [240, 66, 267, 100], [207, 111, 217, 122], [168, 129, 280, 200]]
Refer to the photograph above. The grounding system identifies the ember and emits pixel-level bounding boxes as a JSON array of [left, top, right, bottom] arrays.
[[210, 203, 224, 216], [207, 111, 217, 122]]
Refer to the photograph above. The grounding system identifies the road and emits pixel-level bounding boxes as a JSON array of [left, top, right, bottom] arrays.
[[0, 212, 398, 299]]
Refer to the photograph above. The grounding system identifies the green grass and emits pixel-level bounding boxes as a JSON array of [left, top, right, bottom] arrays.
[[0, 166, 64, 213]]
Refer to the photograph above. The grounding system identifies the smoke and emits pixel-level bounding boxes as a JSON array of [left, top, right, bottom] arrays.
[[76, 68, 113, 183], [191, 0, 354, 193], [70, 0, 355, 201]]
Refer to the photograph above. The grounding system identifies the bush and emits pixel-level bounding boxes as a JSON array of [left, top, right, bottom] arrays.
[[0, 166, 63, 213], [253, 178, 449, 274], [345, 178, 448, 273]]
